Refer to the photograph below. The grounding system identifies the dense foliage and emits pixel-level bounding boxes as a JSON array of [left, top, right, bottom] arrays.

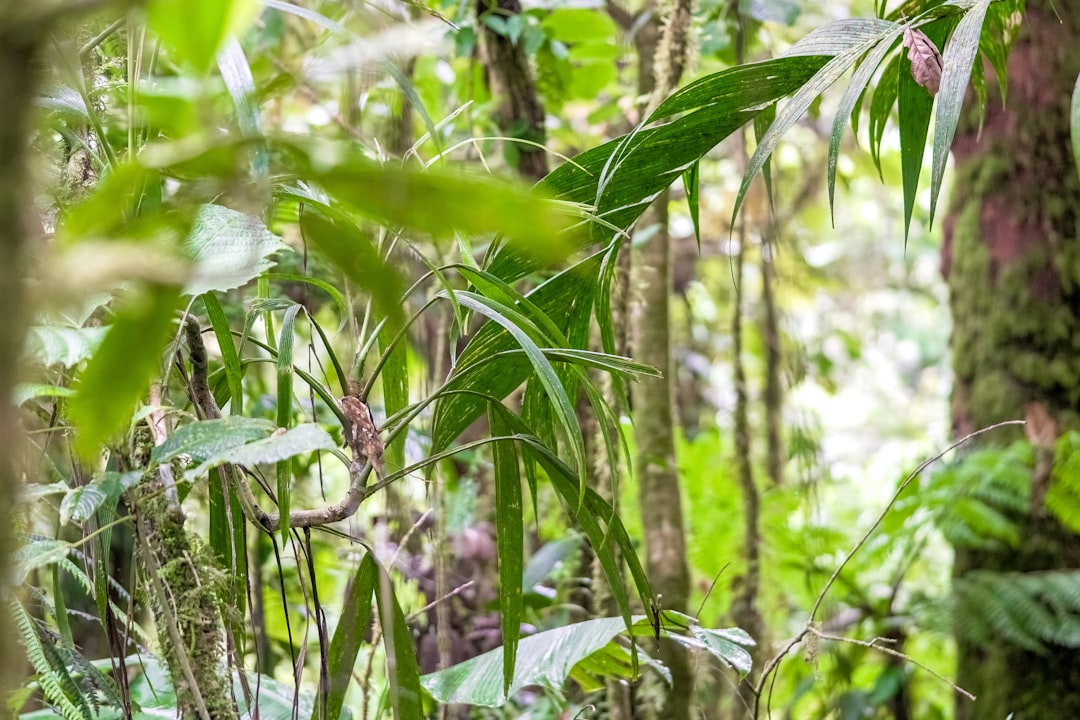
[[6, 0, 1080, 719]]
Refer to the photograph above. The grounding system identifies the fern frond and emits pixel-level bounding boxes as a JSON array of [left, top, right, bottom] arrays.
[[10, 599, 92, 720], [955, 570, 1080, 654]]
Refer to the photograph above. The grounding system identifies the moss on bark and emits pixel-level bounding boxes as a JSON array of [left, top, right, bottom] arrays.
[[944, 4, 1080, 718]]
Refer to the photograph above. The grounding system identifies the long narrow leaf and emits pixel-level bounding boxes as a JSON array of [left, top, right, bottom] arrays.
[[929, 0, 992, 226], [827, 27, 902, 220], [373, 561, 423, 720], [323, 552, 378, 720], [735, 22, 896, 226], [453, 291, 587, 494], [488, 410, 524, 694], [202, 293, 243, 414], [276, 303, 302, 539]]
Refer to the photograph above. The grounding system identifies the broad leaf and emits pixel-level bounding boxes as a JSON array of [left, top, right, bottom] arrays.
[[59, 472, 141, 526], [69, 286, 181, 459], [24, 326, 108, 368], [151, 416, 277, 464], [184, 204, 285, 295], [146, 0, 258, 73], [421, 616, 649, 706], [184, 424, 337, 480]]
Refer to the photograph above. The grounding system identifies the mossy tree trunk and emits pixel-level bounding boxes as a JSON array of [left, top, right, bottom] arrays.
[[943, 3, 1080, 718]]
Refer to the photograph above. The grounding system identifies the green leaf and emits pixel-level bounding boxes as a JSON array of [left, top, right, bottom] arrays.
[[59, 472, 141, 526], [276, 303, 303, 539], [488, 410, 524, 694], [377, 327, 408, 477], [898, 20, 947, 245], [421, 616, 648, 706], [735, 19, 895, 225], [929, 0, 993, 227], [24, 326, 108, 368], [683, 160, 701, 251], [432, 253, 603, 458], [217, 38, 267, 179], [202, 293, 244, 414], [373, 562, 423, 720], [12, 383, 75, 405], [152, 416, 277, 464], [827, 27, 902, 221], [69, 286, 181, 459], [14, 539, 72, 585], [184, 423, 337, 480], [453, 291, 587, 491], [146, 0, 258, 73], [184, 204, 285, 295], [310, 158, 577, 265], [486, 56, 828, 282], [686, 626, 755, 676], [868, 52, 901, 179], [297, 207, 408, 335], [323, 552, 378, 720]]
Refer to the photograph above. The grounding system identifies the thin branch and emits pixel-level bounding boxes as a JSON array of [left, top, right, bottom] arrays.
[[753, 419, 1024, 717], [809, 627, 974, 701], [182, 315, 372, 532]]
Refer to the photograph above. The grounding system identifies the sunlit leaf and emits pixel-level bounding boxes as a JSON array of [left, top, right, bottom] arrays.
[[735, 19, 896, 226], [184, 204, 285, 295], [146, 0, 258, 73], [828, 26, 902, 219], [421, 616, 650, 706], [24, 326, 109, 368]]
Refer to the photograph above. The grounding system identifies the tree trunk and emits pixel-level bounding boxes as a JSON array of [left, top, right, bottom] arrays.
[[630, 2, 695, 718], [943, 3, 1080, 718], [476, 0, 548, 182], [0, 10, 42, 699]]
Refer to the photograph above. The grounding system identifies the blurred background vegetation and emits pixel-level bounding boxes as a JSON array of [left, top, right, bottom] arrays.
[[3, 0, 1079, 719]]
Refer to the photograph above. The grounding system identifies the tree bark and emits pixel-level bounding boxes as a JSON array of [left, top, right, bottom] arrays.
[[943, 3, 1080, 718], [631, 3, 696, 716], [476, 0, 548, 182], [0, 10, 43, 700]]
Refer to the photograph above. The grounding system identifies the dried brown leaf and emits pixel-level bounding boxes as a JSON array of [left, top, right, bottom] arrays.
[[903, 27, 943, 96]]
